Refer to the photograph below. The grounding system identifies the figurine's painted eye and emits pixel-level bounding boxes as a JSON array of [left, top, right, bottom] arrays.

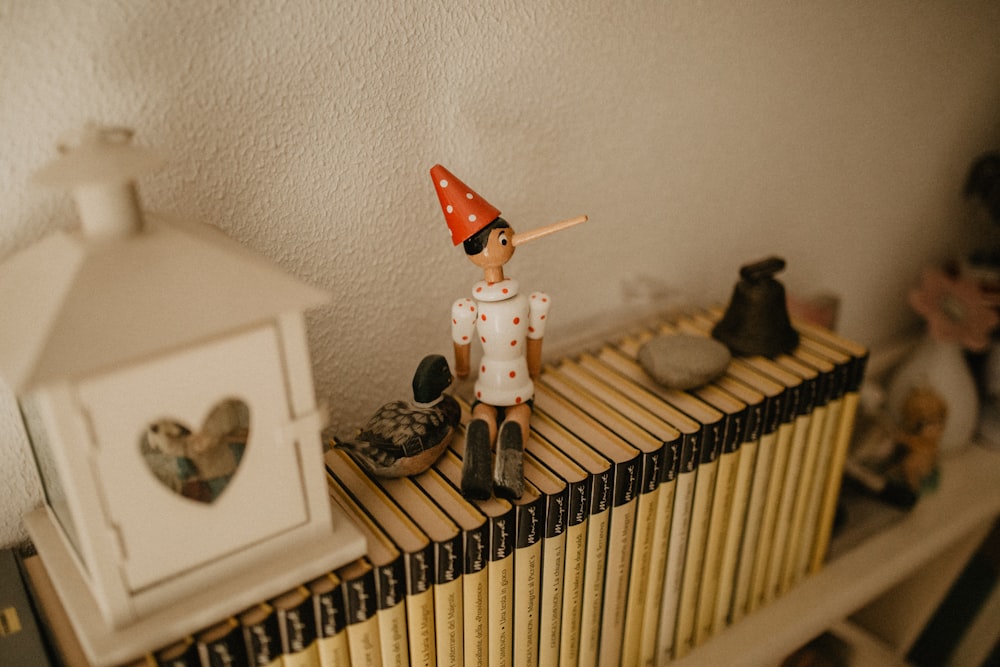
[[499, 232, 509, 246]]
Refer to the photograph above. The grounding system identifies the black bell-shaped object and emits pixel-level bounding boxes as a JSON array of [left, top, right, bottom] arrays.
[[712, 256, 799, 357]]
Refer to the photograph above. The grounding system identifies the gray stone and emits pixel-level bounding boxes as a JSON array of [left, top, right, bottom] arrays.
[[638, 333, 731, 390]]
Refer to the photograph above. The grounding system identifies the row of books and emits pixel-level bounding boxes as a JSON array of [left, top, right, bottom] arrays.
[[21, 541, 366, 667], [21, 306, 867, 667], [316, 307, 868, 667]]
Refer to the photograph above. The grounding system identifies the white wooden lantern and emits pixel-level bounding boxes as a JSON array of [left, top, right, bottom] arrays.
[[0, 125, 364, 665]]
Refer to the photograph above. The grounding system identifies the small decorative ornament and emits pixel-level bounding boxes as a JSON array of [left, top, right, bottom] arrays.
[[908, 266, 998, 353], [0, 125, 364, 665], [332, 354, 461, 478], [891, 386, 947, 498], [431, 164, 587, 499], [712, 256, 800, 358], [637, 333, 731, 389], [887, 267, 999, 454]]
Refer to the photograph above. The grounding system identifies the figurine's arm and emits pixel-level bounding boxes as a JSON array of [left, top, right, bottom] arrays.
[[527, 338, 543, 379], [454, 342, 471, 379], [528, 292, 551, 380], [452, 297, 477, 379]]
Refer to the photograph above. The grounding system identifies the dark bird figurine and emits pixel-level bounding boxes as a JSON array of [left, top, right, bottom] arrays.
[[334, 354, 461, 478]]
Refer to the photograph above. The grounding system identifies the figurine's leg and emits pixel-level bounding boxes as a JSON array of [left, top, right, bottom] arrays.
[[493, 403, 530, 500], [462, 403, 498, 500], [472, 402, 499, 444]]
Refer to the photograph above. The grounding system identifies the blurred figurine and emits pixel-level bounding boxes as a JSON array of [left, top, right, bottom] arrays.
[[886, 385, 947, 500], [850, 384, 947, 509], [431, 164, 586, 499], [334, 354, 460, 478]]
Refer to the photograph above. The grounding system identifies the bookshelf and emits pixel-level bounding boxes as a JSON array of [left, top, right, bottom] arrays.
[[672, 442, 1000, 667]]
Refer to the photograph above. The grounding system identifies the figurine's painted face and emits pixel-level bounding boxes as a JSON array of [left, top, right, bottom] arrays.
[[468, 226, 515, 274]]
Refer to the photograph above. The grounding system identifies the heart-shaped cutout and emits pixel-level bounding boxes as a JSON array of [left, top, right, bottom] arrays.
[[140, 398, 249, 503]]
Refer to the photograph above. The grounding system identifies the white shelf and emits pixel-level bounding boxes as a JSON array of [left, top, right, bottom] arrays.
[[827, 620, 911, 667], [672, 443, 1000, 667]]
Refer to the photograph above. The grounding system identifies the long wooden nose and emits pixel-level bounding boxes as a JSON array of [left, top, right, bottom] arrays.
[[510, 215, 588, 247]]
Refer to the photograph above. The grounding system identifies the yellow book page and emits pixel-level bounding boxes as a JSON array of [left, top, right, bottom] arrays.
[[694, 447, 741, 647], [316, 633, 351, 667], [463, 567, 489, 667], [765, 412, 812, 605], [674, 456, 718, 659], [713, 436, 759, 633], [621, 485, 662, 667], [558, 519, 590, 667], [345, 617, 382, 667], [731, 430, 778, 623], [577, 504, 610, 667], [656, 467, 696, 663], [781, 403, 828, 594], [406, 588, 436, 666], [282, 645, 320, 667], [538, 530, 567, 667], [434, 577, 463, 667], [811, 392, 861, 572], [796, 397, 844, 579], [488, 555, 514, 666], [640, 477, 676, 667], [377, 602, 409, 667], [514, 539, 543, 667], [749, 422, 794, 613], [597, 495, 638, 667]]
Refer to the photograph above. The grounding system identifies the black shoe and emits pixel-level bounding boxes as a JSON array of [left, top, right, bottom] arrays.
[[493, 421, 524, 500], [462, 419, 493, 500]]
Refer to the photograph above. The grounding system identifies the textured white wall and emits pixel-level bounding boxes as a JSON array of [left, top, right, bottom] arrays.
[[1, 1, 999, 547]]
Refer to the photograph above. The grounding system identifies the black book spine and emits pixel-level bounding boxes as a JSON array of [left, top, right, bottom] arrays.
[[492, 508, 515, 563], [797, 374, 818, 418], [405, 544, 434, 597], [662, 434, 683, 484], [376, 558, 406, 611], [642, 444, 666, 495], [829, 357, 850, 402], [242, 607, 282, 667], [344, 568, 378, 626], [613, 458, 640, 508], [200, 621, 249, 667], [591, 469, 613, 517], [723, 408, 748, 455], [546, 485, 570, 539], [765, 391, 784, 436], [466, 522, 490, 576], [745, 398, 765, 444], [568, 477, 591, 528], [813, 364, 833, 409], [278, 593, 318, 656], [680, 430, 701, 476], [517, 494, 547, 549], [437, 534, 463, 587], [314, 582, 347, 641], [781, 383, 800, 426], [701, 417, 725, 466], [848, 352, 869, 393]]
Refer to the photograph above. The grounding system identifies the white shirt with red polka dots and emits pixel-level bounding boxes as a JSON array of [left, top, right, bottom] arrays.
[[452, 279, 550, 407]]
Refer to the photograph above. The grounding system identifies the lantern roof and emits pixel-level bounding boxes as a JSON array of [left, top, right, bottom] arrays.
[[0, 214, 329, 392]]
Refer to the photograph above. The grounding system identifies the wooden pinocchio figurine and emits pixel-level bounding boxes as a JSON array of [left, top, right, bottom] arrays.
[[431, 164, 587, 499]]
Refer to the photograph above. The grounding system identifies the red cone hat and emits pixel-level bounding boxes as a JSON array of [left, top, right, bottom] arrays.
[[430, 164, 501, 245]]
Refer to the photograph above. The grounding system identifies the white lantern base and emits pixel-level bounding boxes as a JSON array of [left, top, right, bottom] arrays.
[[25, 505, 365, 667]]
